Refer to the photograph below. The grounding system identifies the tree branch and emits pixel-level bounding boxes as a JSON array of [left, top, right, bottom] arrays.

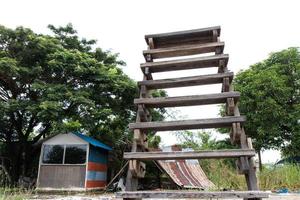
[[32, 123, 51, 144]]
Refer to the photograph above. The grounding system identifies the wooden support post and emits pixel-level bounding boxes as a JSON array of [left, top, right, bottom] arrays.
[[126, 39, 154, 195], [212, 29, 218, 42]]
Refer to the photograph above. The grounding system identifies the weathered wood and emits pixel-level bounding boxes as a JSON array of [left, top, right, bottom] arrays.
[[129, 116, 246, 131], [231, 123, 242, 144], [138, 72, 234, 90], [124, 149, 256, 160], [129, 160, 146, 178], [227, 97, 235, 115], [134, 92, 240, 108], [212, 29, 218, 42], [222, 77, 230, 92], [143, 42, 224, 59], [126, 73, 151, 192], [218, 59, 226, 73], [141, 54, 229, 73], [144, 26, 221, 48], [116, 190, 270, 199]]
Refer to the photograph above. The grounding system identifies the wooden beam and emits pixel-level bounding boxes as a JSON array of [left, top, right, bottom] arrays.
[[140, 54, 229, 73], [145, 26, 221, 40], [124, 149, 256, 160], [129, 116, 246, 131], [116, 190, 270, 199], [143, 42, 224, 59], [144, 26, 221, 48], [138, 72, 234, 90], [134, 92, 240, 108]]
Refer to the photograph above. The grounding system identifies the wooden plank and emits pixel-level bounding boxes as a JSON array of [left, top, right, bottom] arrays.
[[129, 116, 246, 131], [144, 26, 221, 48], [145, 26, 221, 40], [116, 190, 270, 199], [138, 72, 234, 89], [124, 149, 256, 160], [134, 92, 240, 108], [143, 42, 224, 59], [141, 54, 229, 73]]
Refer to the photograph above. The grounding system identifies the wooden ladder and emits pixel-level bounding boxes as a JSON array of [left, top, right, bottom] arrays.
[[117, 26, 269, 200]]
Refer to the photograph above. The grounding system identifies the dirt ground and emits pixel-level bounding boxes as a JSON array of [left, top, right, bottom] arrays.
[[28, 193, 300, 200]]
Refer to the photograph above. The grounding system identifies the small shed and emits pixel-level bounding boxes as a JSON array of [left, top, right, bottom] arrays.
[[37, 132, 112, 190]]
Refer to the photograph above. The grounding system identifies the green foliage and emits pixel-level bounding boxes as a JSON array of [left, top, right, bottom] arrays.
[[233, 47, 300, 156], [203, 159, 246, 190], [259, 164, 300, 190], [176, 131, 238, 173], [0, 24, 164, 182], [176, 130, 234, 150]]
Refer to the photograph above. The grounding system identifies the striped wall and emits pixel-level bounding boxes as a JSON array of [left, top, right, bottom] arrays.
[[86, 146, 108, 188]]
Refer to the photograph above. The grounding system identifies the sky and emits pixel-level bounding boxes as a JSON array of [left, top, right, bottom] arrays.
[[1, 0, 300, 163]]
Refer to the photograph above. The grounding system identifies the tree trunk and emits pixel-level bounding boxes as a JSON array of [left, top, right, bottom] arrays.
[[257, 150, 263, 172]]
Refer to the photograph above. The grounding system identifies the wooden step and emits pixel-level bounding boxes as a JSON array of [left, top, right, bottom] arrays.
[[124, 149, 255, 160], [129, 116, 245, 131], [145, 26, 221, 49], [134, 92, 239, 108], [116, 190, 270, 199], [143, 42, 224, 59], [138, 72, 233, 89], [141, 54, 229, 73]]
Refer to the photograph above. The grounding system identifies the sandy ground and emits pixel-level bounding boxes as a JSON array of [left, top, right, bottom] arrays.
[[28, 193, 300, 200]]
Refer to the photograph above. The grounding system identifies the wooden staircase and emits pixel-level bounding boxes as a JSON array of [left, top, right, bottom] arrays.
[[117, 26, 269, 199]]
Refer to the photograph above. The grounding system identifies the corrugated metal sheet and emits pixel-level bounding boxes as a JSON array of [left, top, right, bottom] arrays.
[[157, 145, 215, 189]]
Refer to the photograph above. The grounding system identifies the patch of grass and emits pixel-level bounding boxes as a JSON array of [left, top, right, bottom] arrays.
[[259, 164, 300, 191], [201, 159, 246, 190], [0, 188, 34, 200], [201, 159, 300, 191]]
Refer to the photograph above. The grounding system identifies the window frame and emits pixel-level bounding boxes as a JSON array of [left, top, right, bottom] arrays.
[[41, 144, 88, 166]]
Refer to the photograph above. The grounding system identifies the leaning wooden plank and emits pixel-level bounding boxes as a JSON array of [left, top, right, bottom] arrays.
[[144, 26, 221, 48], [134, 92, 240, 108], [143, 42, 224, 59], [129, 116, 246, 131], [141, 54, 229, 73], [124, 149, 255, 160], [138, 72, 234, 89], [116, 190, 270, 199]]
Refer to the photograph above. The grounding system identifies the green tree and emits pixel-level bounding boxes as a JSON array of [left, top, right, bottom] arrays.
[[233, 47, 300, 167], [176, 130, 234, 151], [0, 24, 140, 183]]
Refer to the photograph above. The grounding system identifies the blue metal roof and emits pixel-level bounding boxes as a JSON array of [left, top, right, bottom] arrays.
[[72, 132, 112, 151]]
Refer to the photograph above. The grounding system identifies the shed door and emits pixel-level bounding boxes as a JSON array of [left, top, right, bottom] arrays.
[[39, 165, 86, 188]]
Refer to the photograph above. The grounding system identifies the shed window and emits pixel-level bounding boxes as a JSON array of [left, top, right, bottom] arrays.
[[42, 144, 87, 164], [64, 145, 87, 164], [42, 145, 64, 164]]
